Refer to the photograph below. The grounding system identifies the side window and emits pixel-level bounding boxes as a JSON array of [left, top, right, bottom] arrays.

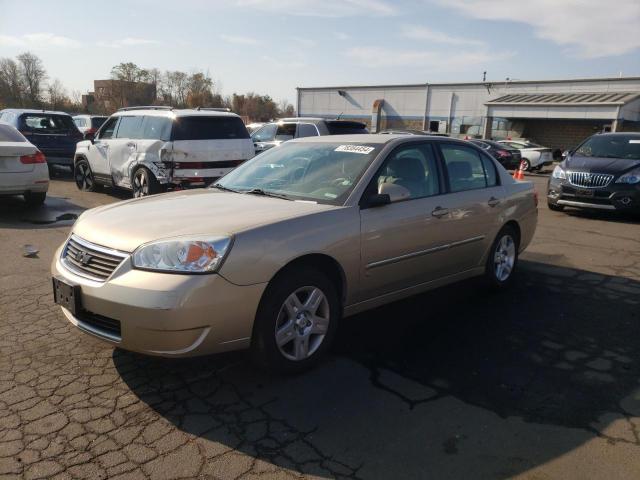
[[74, 118, 86, 128], [141, 116, 172, 141], [276, 123, 296, 141], [440, 144, 489, 192], [481, 154, 498, 187], [251, 124, 277, 142], [115, 116, 143, 139], [97, 117, 118, 139], [372, 143, 440, 202], [297, 123, 319, 138]]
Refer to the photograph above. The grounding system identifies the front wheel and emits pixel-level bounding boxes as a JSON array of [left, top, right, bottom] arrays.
[[132, 167, 160, 198], [485, 225, 519, 289], [252, 269, 340, 373], [74, 159, 101, 192], [521, 159, 531, 171]]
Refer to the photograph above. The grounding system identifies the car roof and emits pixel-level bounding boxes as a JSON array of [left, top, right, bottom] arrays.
[[113, 108, 239, 118], [1, 108, 71, 116], [288, 133, 464, 145]]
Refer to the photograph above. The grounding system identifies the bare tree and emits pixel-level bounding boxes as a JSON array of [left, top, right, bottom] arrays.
[[17, 52, 47, 107], [278, 99, 296, 117], [0, 58, 24, 107], [47, 79, 69, 110]]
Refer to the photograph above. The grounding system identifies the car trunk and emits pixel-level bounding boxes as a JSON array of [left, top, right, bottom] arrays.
[[170, 139, 254, 165], [0, 142, 38, 173]]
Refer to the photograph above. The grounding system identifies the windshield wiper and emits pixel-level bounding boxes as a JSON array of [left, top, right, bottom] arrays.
[[211, 183, 240, 193], [243, 188, 292, 200]]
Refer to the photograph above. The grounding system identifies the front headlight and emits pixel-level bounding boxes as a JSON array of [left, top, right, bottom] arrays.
[[615, 168, 640, 185], [552, 165, 566, 179], [132, 236, 232, 273]]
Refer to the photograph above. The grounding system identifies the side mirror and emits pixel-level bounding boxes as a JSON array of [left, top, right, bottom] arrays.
[[367, 193, 391, 207], [379, 182, 411, 203]]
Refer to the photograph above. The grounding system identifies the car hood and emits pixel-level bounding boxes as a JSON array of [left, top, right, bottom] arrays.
[[72, 189, 336, 252], [564, 155, 640, 175]]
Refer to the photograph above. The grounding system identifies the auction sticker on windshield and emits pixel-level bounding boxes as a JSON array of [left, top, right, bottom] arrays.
[[335, 145, 375, 154]]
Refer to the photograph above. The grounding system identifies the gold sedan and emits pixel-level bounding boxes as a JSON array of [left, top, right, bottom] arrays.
[[52, 135, 537, 372]]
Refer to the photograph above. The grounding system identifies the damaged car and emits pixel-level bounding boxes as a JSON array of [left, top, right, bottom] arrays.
[[73, 107, 254, 197]]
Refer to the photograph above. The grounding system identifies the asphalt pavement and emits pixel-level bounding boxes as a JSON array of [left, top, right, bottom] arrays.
[[1, 173, 639, 480]]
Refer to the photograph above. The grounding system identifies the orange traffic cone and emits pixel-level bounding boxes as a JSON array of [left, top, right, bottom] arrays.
[[513, 161, 525, 180]]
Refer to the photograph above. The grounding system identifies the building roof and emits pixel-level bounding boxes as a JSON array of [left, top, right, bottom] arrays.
[[486, 92, 640, 106]]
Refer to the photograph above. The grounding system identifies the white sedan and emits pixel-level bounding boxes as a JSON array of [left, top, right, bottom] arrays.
[[498, 140, 553, 171], [0, 124, 49, 206]]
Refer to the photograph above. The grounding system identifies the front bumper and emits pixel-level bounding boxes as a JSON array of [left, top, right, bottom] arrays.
[[51, 244, 267, 357], [547, 178, 640, 212]]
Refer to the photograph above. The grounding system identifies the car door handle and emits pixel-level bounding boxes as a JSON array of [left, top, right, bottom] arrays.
[[126, 142, 136, 149], [488, 197, 501, 207], [431, 207, 449, 218]]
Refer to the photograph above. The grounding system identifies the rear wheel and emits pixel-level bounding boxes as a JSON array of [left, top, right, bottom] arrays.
[[252, 269, 340, 373], [132, 167, 160, 198], [485, 225, 519, 289], [74, 159, 101, 192], [23, 191, 46, 206]]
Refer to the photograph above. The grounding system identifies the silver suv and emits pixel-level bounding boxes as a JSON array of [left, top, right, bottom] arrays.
[[251, 117, 368, 154], [73, 107, 254, 197]]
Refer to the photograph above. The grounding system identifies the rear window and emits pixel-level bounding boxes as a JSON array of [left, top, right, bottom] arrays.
[[326, 121, 369, 135], [172, 116, 249, 141], [91, 117, 107, 129], [0, 124, 27, 142], [21, 114, 77, 133]]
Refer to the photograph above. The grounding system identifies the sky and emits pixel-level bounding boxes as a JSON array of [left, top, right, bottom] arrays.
[[1, 0, 639, 105]]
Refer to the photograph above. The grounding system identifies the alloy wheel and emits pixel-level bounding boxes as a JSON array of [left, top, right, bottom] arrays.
[[133, 170, 149, 198], [75, 162, 93, 191], [274, 286, 330, 361], [494, 234, 516, 282]]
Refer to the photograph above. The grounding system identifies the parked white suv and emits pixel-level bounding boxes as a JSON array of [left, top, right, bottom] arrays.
[[73, 107, 254, 197]]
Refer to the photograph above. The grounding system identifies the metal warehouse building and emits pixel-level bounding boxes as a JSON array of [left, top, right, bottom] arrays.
[[297, 77, 640, 152]]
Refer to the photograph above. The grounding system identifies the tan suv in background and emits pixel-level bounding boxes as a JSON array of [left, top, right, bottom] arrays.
[[52, 135, 537, 372]]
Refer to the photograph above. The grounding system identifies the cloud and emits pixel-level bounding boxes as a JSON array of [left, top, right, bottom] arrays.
[[291, 36, 317, 48], [0, 33, 81, 49], [219, 34, 259, 45], [97, 37, 160, 48], [401, 25, 484, 47], [234, 0, 396, 17], [261, 55, 307, 70], [345, 46, 513, 69], [333, 32, 351, 40], [429, 0, 640, 58]]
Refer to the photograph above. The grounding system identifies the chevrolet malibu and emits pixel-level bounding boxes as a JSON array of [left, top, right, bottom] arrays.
[[52, 135, 537, 372]]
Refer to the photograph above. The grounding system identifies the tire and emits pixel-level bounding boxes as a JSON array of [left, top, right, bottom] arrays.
[[521, 159, 531, 171], [132, 167, 160, 198], [251, 268, 340, 373], [485, 225, 519, 289], [74, 159, 102, 192], [23, 191, 46, 207], [548, 202, 564, 212]]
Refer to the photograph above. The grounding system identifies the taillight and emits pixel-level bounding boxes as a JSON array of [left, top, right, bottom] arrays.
[[86, 128, 96, 135], [20, 151, 46, 164], [496, 149, 510, 157]]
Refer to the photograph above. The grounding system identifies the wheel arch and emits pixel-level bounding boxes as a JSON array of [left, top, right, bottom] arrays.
[[502, 219, 521, 248]]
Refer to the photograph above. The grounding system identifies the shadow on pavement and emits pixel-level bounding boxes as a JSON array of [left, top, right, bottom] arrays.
[[0, 194, 86, 229], [113, 260, 640, 479]]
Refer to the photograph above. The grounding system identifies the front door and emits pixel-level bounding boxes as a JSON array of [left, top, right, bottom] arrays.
[[88, 116, 119, 177], [359, 143, 454, 300]]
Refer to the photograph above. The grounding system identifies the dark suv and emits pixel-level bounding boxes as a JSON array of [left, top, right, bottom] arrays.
[[0, 109, 82, 168], [547, 132, 640, 214], [251, 118, 368, 154]]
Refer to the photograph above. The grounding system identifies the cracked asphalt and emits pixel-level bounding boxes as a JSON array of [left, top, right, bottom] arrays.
[[1, 173, 640, 479]]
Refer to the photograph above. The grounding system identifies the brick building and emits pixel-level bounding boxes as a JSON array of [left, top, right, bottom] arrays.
[[297, 77, 640, 152], [82, 79, 157, 113]]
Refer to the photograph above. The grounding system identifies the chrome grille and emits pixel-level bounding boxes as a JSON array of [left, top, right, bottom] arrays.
[[62, 235, 128, 281], [567, 171, 613, 188]]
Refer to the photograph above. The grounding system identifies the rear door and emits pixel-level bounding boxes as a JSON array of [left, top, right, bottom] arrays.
[[89, 116, 119, 177], [109, 115, 143, 187], [18, 113, 82, 163], [434, 143, 506, 273]]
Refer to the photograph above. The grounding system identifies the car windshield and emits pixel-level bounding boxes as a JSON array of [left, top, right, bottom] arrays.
[[215, 141, 382, 205], [575, 135, 640, 160]]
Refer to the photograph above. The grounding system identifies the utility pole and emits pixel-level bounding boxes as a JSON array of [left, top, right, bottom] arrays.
[[483, 71, 487, 82]]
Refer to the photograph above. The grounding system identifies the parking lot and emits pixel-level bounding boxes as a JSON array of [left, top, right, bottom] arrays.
[[1, 172, 640, 480]]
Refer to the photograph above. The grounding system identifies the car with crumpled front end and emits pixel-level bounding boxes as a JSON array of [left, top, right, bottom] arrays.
[[547, 132, 640, 214], [52, 134, 537, 372]]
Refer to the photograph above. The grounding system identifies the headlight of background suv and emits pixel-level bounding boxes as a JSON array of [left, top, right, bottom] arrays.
[[615, 168, 640, 185], [132, 237, 232, 273], [552, 165, 566, 179]]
